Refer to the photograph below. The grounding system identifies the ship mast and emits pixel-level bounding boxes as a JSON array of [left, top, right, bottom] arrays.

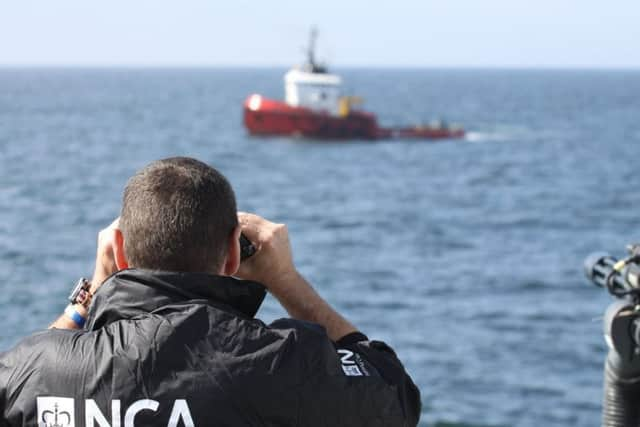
[[304, 27, 327, 74]]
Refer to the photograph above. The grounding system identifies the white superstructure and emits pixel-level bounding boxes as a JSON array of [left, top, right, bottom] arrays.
[[284, 69, 342, 116]]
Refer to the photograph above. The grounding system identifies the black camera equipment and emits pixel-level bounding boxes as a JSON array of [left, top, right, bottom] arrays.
[[585, 244, 640, 426], [239, 233, 257, 261]]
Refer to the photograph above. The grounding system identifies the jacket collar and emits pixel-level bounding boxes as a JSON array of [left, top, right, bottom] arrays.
[[86, 269, 267, 331]]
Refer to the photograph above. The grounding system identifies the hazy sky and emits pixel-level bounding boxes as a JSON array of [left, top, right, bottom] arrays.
[[1, 0, 638, 68]]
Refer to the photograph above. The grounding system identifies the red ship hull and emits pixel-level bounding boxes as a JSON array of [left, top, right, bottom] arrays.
[[243, 95, 464, 141], [244, 95, 379, 139]]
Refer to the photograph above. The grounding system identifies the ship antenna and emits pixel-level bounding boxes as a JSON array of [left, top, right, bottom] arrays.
[[304, 26, 326, 73], [307, 27, 318, 69]]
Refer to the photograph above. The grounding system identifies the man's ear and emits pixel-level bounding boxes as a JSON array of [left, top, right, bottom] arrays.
[[113, 229, 129, 270], [222, 225, 242, 276]]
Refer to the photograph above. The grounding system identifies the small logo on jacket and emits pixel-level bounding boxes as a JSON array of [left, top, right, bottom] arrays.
[[37, 397, 75, 427], [337, 349, 364, 376]]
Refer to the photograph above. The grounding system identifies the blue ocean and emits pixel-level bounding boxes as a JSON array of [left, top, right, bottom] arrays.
[[1, 68, 639, 426]]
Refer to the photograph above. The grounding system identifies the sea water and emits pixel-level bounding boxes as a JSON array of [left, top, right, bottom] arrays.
[[1, 68, 640, 426]]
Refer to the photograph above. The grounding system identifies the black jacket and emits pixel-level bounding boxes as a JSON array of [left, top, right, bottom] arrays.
[[0, 269, 421, 426]]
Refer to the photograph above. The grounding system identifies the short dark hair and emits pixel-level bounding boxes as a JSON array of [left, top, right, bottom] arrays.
[[120, 157, 238, 273]]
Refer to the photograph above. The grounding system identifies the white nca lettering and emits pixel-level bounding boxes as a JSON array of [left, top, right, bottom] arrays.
[[85, 399, 194, 427]]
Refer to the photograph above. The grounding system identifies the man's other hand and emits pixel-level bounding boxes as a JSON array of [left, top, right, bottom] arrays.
[[236, 212, 357, 341], [236, 212, 298, 292]]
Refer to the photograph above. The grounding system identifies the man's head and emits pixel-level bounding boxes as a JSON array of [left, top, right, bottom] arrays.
[[117, 157, 240, 275]]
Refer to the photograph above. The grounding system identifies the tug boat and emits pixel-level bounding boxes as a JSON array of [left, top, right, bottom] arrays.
[[243, 30, 464, 141]]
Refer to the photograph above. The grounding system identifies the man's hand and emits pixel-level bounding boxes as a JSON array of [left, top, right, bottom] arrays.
[[235, 212, 357, 341], [49, 218, 121, 330], [236, 212, 298, 292], [91, 217, 121, 293]]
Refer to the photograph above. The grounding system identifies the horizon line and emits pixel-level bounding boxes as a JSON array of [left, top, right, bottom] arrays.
[[1, 63, 639, 71]]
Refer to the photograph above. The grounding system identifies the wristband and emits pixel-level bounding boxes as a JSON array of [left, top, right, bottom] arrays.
[[64, 304, 87, 328]]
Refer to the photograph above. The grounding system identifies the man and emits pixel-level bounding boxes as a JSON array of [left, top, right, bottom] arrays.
[[0, 157, 420, 426]]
